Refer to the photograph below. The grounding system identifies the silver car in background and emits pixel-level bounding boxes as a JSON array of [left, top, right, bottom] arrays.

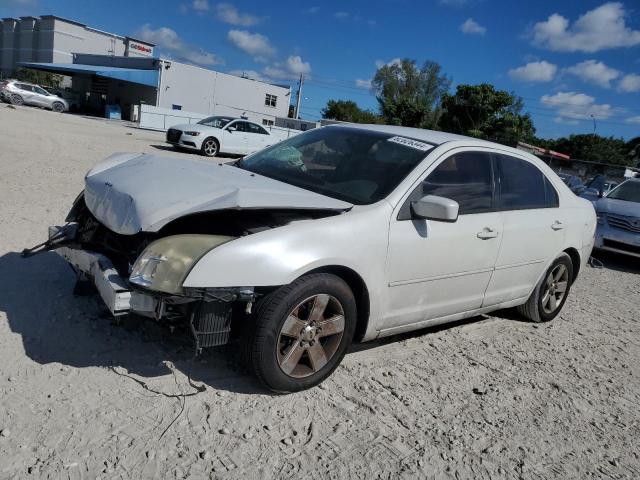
[[0, 80, 68, 112], [592, 177, 640, 258]]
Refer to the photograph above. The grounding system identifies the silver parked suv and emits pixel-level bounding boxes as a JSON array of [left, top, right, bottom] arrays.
[[0, 80, 68, 112]]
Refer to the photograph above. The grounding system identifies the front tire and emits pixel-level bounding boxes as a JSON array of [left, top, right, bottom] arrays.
[[245, 273, 357, 393], [51, 102, 65, 113], [201, 137, 219, 157], [517, 253, 573, 323]]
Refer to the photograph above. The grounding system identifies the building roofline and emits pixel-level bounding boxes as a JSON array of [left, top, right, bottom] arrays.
[[39, 15, 87, 28]]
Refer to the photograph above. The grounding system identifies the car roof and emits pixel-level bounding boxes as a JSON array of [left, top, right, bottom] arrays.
[[328, 123, 490, 146]]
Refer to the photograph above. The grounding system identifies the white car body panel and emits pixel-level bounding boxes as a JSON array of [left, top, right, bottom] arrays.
[[182, 134, 596, 341], [68, 125, 597, 343], [168, 119, 274, 155]]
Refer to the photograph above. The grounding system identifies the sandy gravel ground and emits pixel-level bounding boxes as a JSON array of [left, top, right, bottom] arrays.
[[1, 105, 640, 480]]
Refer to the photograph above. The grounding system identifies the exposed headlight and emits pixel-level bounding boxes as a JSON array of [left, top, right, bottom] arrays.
[[183, 131, 201, 136], [130, 234, 235, 294]]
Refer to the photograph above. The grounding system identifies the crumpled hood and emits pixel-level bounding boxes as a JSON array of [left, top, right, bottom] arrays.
[[594, 197, 640, 217], [84, 153, 352, 235]]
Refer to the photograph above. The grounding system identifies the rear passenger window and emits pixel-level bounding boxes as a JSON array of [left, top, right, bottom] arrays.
[[420, 151, 494, 215], [497, 154, 558, 209]]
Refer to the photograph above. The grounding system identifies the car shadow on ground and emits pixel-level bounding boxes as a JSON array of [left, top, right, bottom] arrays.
[[591, 251, 640, 274], [0, 251, 266, 395]]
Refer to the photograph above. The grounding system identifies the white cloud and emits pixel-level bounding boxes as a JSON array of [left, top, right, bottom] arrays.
[[619, 73, 640, 92], [626, 116, 640, 124], [355, 78, 372, 89], [305, 6, 320, 14], [227, 70, 266, 82], [508, 61, 557, 82], [375, 58, 402, 69], [460, 18, 486, 35], [192, 0, 209, 12], [565, 60, 621, 88], [227, 30, 276, 62], [135, 24, 223, 66], [263, 55, 311, 80], [532, 2, 640, 53], [216, 3, 262, 26], [541, 91, 613, 122], [334, 11, 349, 19]]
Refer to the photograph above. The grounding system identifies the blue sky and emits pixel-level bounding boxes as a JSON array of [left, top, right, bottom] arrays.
[[3, 0, 640, 140]]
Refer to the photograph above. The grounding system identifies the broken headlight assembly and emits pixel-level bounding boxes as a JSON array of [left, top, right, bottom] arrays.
[[129, 234, 235, 294]]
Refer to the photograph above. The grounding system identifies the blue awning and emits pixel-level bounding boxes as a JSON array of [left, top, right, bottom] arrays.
[[18, 62, 159, 88]]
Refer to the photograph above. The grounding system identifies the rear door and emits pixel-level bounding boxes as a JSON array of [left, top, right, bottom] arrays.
[[15, 84, 36, 105], [384, 149, 503, 328], [246, 122, 271, 153], [482, 153, 566, 306], [223, 121, 249, 154]]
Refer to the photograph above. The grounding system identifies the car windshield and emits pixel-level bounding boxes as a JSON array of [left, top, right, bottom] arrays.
[[197, 116, 233, 128], [238, 126, 433, 204], [607, 181, 640, 203]]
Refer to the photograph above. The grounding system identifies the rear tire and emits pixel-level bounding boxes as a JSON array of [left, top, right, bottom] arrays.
[[52, 102, 65, 113], [517, 253, 573, 323], [201, 137, 219, 157], [244, 273, 357, 393], [10, 94, 23, 106]]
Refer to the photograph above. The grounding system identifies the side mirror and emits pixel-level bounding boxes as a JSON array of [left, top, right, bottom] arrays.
[[597, 188, 604, 198], [410, 195, 459, 222], [227, 126, 236, 132]]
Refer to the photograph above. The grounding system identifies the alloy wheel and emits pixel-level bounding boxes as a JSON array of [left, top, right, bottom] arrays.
[[276, 294, 345, 378], [204, 139, 218, 156], [541, 264, 569, 314]]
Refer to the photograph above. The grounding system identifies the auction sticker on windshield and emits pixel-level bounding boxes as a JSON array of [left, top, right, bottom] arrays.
[[387, 136, 434, 152]]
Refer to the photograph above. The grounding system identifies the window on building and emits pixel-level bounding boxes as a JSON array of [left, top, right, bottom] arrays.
[[265, 94, 277, 107], [262, 119, 275, 127]]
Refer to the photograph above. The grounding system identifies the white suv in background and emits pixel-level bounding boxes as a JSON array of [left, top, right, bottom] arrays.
[[0, 80, 68, 112], [166, 116, 276, 157]]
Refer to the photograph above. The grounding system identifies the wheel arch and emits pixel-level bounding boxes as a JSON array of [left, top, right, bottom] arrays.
[[260, 265, 370, 343], [563, 247, 581, 283]]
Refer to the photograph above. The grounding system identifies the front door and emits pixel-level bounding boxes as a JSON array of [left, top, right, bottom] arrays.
[[384, 150, 503, 329]]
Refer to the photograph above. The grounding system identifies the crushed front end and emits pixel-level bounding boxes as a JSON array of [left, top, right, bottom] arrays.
[[43, 195, 258, 352]]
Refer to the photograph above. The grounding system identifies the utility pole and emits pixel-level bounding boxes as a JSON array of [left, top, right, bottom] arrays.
[[294, 73, 304, 119]]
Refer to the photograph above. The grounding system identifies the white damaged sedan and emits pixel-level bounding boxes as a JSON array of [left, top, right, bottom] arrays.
[[42, 124, 596, 392]]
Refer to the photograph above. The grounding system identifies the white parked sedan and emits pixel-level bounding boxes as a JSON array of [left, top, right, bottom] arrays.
[[166, 116, 276, 157], [42, 124, 596, 392]]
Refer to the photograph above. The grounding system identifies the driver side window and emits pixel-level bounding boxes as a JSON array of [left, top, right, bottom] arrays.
[[399, 151, 495, 220]]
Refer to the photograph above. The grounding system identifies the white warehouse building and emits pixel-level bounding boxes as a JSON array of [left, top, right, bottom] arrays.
[[1, 15, 291, 124]]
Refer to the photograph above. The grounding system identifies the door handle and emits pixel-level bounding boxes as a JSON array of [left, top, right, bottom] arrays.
[[477, 227, 499, 240], [551, 221, 565, 231]]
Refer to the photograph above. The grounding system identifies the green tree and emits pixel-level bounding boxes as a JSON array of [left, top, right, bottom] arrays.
[[626, 136, 640, 167], [546, 134, 630, 166], [439, 83, 535, 145], [15, 68, 64, 89], [321, 99, 380, 123], [371, 59, 451, 128]]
